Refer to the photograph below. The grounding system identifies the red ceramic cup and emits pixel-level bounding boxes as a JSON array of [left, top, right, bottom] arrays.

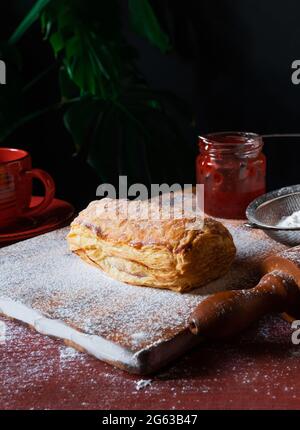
[[0, 148, 55, 228]]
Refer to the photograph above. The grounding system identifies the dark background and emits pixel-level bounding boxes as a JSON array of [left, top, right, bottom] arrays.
[[1, 0, 300, 209]]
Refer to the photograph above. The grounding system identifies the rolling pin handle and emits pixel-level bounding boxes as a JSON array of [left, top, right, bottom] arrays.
[[189, 271, 300, 339]]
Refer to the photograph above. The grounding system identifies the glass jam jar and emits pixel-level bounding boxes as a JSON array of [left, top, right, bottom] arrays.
[[196, 132, 266, 219]]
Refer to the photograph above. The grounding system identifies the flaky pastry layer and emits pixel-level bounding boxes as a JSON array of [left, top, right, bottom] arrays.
[[67, 198, 236, 292]]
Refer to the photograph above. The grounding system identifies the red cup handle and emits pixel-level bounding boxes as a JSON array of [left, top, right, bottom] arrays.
[[24, 168, 55, 217]]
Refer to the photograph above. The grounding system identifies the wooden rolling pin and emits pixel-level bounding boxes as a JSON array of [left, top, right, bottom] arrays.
[[189, 246, 300, 338]]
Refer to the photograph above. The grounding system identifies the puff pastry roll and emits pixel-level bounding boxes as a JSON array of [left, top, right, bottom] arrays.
[[67, 197, 236, 293]]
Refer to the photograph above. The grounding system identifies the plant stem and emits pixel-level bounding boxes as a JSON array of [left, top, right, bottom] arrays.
[[113, 100, 149, 138], [9, 0, 51, 45], [22, 63, 57, 93], [0, 97, 81, 142]]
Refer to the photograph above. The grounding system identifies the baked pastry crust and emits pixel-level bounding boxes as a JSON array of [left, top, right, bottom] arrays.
[[67, 198, 236, 292]]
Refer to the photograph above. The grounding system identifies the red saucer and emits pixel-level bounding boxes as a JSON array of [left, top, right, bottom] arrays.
[[0, 196, 75, 247]]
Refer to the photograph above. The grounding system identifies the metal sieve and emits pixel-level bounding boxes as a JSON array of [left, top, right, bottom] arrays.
[[246, 185, 300, 246]]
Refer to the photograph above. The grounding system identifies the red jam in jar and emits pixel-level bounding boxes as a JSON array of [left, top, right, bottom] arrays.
[[196, 132, 266, 219]]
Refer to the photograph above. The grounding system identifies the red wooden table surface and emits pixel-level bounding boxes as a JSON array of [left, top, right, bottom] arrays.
[[0, 312, 299, 410]]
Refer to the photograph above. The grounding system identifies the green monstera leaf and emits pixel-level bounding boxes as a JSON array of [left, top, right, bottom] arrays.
[[9, 0, 51, 44], [1, 1, 193, 189], [128, 0, 170, 53], [63, 85, 193, 188]]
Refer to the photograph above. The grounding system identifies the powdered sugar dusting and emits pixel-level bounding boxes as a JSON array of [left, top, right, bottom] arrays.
[[275, 246, 300, 267], [0, 223, 286, 370], [277, 210, 300, 228], [135, 379, 152, 390], [1, 312, 299, 409], [0, 228, 199, 351], [59, 346, 83, 363]]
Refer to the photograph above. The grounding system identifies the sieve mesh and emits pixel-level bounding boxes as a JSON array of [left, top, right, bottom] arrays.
[[246, 185, 300, 246]]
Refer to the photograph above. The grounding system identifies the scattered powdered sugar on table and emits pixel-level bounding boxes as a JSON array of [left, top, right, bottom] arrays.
[[0, 224, 286, 368], [1, 312, 299, 409], [0, 320, 6, 344], [135, 379, 152, 390], [59, 346, 83, 363], [0, 316, 63, 401]]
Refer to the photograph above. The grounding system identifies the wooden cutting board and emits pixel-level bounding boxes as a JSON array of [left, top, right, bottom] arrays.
[[0, 222, 286, 375]]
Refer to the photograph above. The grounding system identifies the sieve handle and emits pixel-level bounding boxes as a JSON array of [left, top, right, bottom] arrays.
[[244, 221, 259, 229], [262, 134, 300, 139], [244, 221, 300, 232], [244, 221, 279, 231]]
